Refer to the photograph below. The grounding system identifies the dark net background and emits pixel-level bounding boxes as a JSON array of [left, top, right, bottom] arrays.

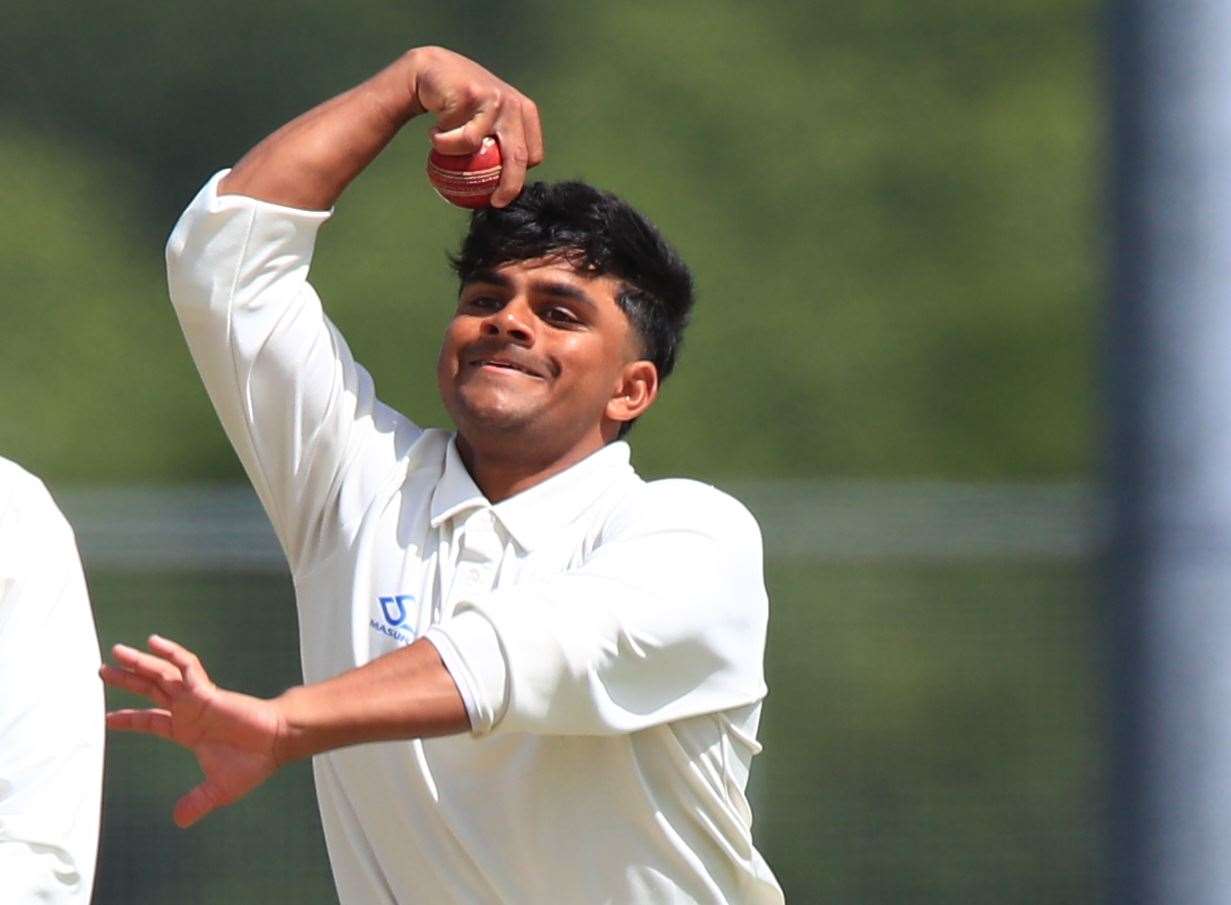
[[70, 482, 1103, 905]]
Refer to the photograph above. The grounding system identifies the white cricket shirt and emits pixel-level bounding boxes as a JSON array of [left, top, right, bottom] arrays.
[[167, 172, 784, 904], [0, 458, 104, 904]]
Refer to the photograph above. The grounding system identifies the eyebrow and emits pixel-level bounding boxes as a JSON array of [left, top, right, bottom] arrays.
[[464, 269, 596, 306], [465, 269, 513, 290]]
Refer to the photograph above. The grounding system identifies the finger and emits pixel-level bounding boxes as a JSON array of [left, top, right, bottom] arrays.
[[427, 84, 479, 134], [491, 111, 530, 208], [174, 781, 226, 829], [99, 664, 172, 708], [522, 99, 545, 169], [110, 643, 183, 696], [106, 708, 174, 740], [147, 635, 210, 692], [430, 103, 499, 156]]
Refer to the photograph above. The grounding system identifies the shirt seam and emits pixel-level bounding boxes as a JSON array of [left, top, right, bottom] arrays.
[[225, 203, 293, 572]]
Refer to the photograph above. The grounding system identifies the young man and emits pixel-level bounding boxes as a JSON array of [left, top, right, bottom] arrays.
[[101, 47, 783, 904], [0, 458, 104, 904]]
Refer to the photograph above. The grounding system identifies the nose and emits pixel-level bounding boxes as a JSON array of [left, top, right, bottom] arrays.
[[482, 297, 534, 344]]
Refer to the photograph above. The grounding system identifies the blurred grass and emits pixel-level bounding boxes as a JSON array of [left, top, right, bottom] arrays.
[[0, 0, 1100, 484], [92, 556, 1102, 904]]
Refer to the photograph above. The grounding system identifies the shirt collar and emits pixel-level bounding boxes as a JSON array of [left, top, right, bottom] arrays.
[[429, 436, 634, 551], [429, 439, 489, 528]]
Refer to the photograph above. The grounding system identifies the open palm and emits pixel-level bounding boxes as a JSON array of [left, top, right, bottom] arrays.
[[100, 635, 287, 827]]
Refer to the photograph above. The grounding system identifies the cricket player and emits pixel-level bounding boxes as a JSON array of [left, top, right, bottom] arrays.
[[101, 46, 784, 903], [0, 458, 104, 904]]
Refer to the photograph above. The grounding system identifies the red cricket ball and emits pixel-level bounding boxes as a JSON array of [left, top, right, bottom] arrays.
[[426, 136, 503, 209]]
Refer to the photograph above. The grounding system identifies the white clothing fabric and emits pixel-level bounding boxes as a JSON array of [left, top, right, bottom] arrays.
[[0, 458, 104, 904], [166, 171, 784, 904]]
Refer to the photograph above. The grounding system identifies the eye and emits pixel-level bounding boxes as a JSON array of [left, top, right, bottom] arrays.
[[542, 306, 581, 326], [461, 294, 501, 313]]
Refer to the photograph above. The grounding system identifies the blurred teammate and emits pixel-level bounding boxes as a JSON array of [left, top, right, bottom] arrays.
[[101, 46, 783, 903], [0, 458, 104, 904]]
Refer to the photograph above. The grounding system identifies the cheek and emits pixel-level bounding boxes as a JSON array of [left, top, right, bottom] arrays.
[[435, 346, 450, 391], [559, 337, 627, 400], [436, 326, 464, 398], [438, 320, 470, 374]]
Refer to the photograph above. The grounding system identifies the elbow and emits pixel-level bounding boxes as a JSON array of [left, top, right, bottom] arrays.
[[164, 223, 200, 312]]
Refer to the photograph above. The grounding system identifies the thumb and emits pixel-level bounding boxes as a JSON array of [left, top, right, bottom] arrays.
[[173, 780, 226, 829]]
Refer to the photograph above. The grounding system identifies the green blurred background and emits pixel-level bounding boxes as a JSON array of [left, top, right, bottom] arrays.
[[0, 1, 1105, 901]]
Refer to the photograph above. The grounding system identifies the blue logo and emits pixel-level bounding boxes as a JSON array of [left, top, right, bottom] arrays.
[[378, 594, 415, 626]]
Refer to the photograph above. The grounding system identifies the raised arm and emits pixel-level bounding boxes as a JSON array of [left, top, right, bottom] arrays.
[[220, 45, 543, 209], [167, 48, 543, 571]]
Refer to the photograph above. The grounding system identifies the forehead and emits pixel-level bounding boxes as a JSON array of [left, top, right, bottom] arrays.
[[465, 257, 624, 307]]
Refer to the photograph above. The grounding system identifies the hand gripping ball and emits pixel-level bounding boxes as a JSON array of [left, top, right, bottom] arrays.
[[426, 136, 503, 209]]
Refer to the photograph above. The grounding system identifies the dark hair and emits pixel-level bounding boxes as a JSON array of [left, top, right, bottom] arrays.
[[450, 181, 694, 437]]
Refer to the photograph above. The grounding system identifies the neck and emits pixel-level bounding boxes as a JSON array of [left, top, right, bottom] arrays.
[[455, 430, 611, 502]]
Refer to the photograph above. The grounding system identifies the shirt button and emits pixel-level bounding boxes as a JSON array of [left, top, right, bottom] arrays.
[[464, 566, 483, 583]]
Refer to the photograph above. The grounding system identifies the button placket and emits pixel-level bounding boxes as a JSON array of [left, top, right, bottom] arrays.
[[451, 508, 503, 603]]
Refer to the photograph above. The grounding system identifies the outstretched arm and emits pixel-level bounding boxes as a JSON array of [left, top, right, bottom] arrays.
[[219, 45, 544, 209], [101, 635, 467, 828]]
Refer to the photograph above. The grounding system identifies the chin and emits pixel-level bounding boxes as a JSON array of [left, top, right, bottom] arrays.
[[448, 393, 539, 436]]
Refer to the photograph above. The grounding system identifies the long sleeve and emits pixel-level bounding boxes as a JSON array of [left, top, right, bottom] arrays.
[[0, 465, 103, 904], [433, 479, 770, 736], [166, 172, 422, 571]]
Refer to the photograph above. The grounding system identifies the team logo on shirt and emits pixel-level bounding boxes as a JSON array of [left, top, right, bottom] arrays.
[[379, 594, 413, 626], [370, 594, 416, 646]]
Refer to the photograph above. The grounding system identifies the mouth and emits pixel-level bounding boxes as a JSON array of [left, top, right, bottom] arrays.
[[468, 356, 546, 379]]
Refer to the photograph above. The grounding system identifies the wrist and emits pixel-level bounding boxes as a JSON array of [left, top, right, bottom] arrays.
[[271, 686, 310, 766], [375, 47, 435, 124]]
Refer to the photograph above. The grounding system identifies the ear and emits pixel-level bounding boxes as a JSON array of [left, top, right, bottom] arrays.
[[605, 360, 659, 428]]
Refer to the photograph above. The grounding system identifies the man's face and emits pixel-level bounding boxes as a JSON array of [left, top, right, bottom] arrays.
[[436, 257, 643, 454]]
